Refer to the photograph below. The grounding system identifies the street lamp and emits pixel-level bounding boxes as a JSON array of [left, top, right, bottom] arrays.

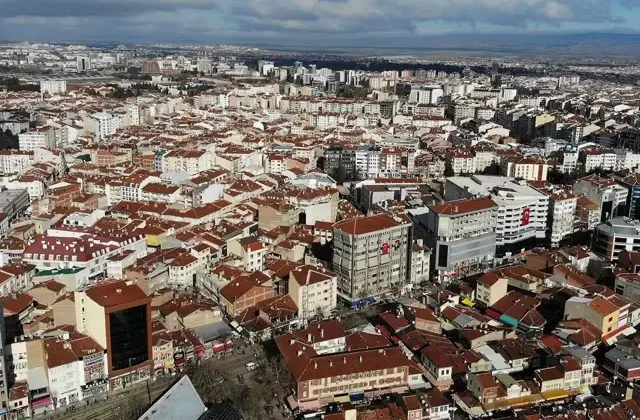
[[127, 357, 136, 387]]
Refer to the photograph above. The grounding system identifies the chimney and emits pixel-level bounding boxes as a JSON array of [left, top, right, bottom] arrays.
[[308, 333, 312, 342], [320, 328, 324, 338], [359, 356, 363, 363], [343, 356, 347, 364]]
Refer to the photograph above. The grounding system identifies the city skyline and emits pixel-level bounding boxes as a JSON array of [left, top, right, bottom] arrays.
[[3, 0, 640, 45]]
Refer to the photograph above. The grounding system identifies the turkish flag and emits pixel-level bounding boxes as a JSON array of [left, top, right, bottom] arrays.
[[381, 242, 390, 255], [521, 207, 530, 226]]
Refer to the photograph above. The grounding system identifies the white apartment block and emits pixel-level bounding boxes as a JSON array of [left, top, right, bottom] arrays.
[[615, 149, 640, 172], [89, 112, 120, 140], [0, 150, 34, 174], [18, 128, 56, 151], [580, 147, 617, 172], [39, 80, 67, 95], [574, 175, 628, 222], [561, 151, 579, 173], [162, 150, 211, 175], [546, 191, 577, 246], [446, 150, 475, 175], [423, 197, 498, 283], [472, 149, 497, 173], [288, 265, 338, 318], [445, 176, 549, 259], [501, 157, 549, 181]]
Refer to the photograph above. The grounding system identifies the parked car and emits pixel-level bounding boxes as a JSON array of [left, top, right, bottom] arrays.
[[245, 362, 259, 371]]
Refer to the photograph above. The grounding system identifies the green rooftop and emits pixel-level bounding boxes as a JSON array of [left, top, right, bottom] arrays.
[[35, 267, 86, 276]]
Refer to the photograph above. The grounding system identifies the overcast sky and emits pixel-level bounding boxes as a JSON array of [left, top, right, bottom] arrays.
[[1, 0, 640, 44]]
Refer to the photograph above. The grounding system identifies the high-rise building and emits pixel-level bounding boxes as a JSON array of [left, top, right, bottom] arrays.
[[445, 176, 549, 259], [332, 213, 412, 304], [423, 198, 498, 283], [75, 281, 152, 390], [0, 302, 9, 417], [76, 56, 92, 72]]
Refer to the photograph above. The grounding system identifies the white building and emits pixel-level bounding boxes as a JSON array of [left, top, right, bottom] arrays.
[[40, 80, 67, 95], [545, 190, 577, 246], [580, 147, 617, 172], [288, 265, 338, 318], [0, 150, 34, 174], [18, 127, 56, 151], [88, 112, 120, 140], [445, 175, 549, 260], [22, 233, 147, 281], [423, 197, 498, 283], [574, 175, 628, 222]]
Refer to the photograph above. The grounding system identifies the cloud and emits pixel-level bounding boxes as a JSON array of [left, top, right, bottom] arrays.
[[0, 0, 636, 42]]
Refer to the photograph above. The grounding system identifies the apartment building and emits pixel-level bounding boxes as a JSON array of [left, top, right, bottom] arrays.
[[161, 150, 212, 175], [332, 213, 412, 303], [542, 190, 577, 247], [22, 232, 147, 280], [18, 127, 56, 151], [39, 80, 67, 95], [614, 173, 640, 220], [500, 156, 549, 181], [288, 265, 338, 318], [579, 147, 617, 172], [423, 197, 498, 283], [575, 175, 628, 222], [476, 273, 508, 307], [445, 176, 549, 259], [444, 149, 475, 175], [593, 217, 640, 261], [0, 150, 34, 174], [75, 281, 152, 390], [275, 322, 423, 410], [564, 294, 633, 342]]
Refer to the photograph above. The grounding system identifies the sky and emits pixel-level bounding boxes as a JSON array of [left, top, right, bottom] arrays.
[[2, 0, 640, 45]]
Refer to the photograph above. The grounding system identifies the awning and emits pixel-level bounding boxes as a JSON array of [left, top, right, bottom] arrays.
[[604, 325, 636, 346], [286, 395, 299, 410], [541, 390, 569, 401], [461, 297, 475, 307], [349, 391, 365, 403], [334, 395, 350, 403]]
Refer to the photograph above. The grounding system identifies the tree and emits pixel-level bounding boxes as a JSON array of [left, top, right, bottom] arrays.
[[330, 164, 347, 184], [0, 129, 19, 150], [112, 397, 148, 420], [548, 167, 574, 185], [444, 160, 454, 177], [481, 162, 501, 176], [186, 359, 233, 403]]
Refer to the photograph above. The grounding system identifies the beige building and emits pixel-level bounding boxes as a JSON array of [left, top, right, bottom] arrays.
[[332, 213, 412, 302], [25, 280, 66, 306], [258, 201, 301, 231], [51, 292, 76, 327], [476, 273, 508, 306], [288, 265, 338, 318], [228, 237, 267, 272], [564, 296, 620, 338]]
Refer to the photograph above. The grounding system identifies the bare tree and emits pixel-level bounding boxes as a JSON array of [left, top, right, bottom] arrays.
[[112, 396, 148, 420], [185, 359, 232, 403], [229, 384, 264, 420]]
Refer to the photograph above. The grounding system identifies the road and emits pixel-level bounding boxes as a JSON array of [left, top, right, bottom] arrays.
[[38, 346, 265, 420]]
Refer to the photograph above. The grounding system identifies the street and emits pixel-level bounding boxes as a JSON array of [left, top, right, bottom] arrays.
[[37, 344, 267, 420]]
